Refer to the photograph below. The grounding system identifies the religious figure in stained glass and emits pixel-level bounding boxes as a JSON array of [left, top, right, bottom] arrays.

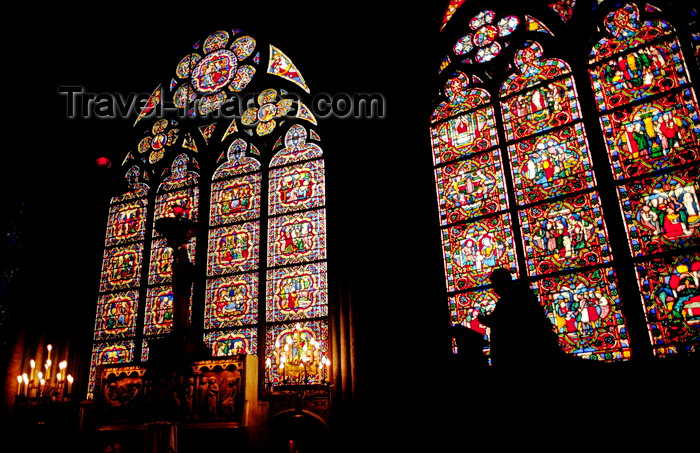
[[269, 160, 325, 215], [143, 287, 175, 336], [441, 214, 518, 290], [92, 342, 134, 366], [600, 88, 700, 179], [94, 291, 139, 340], [535, 268, 631, 360], [105, 199, 147, 247], [205, 274, 258, 328], [618, 166, 700, 256], [430, 72, 498, 165], [636, 254, 700, 356], [589, 3, 674, 64], [100, 244, 143, 292], [172, 30, 259, 116], [267, 263, 328, 322], [590, 38, 690, 110], [431, 109, 499, 165], [434, 150, 507, 224], [207, 331, 254, 357], [207, 222, 260, 275], [501, 76, 581, 142], [508, 123, 596, 205], [267, 210, 326, 267], [520, 192, 612, 276], [210, 174, 261, 225]]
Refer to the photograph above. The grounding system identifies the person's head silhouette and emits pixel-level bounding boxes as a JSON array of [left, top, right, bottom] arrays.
[[490, 268, 514, 296]]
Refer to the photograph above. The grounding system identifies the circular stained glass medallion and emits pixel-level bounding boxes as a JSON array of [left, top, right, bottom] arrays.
[[191, 49, 238, 95]]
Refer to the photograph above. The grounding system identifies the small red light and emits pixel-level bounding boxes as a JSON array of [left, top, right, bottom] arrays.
[[96, 157, 112, 168]]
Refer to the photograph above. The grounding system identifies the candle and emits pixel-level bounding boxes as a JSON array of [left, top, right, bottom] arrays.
[[67, 375, 73, 394], [30, 359, 36, 381], [22, 374, 28, 397], [16, 376, 22, 395]]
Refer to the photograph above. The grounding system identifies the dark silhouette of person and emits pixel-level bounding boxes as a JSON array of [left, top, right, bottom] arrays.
[[450, 323, 490, 376], [477, 268, 564, 377]]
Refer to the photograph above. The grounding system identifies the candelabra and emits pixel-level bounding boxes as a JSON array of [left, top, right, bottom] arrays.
[[15, 344, 75, 403]]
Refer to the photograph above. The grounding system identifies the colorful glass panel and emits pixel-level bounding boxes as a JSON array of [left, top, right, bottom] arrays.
[[148, 237, 196, 285], [269, 160, 326, 215], [104, 199, 148, 247], [207, 222, 260, 276], [269, 125, 323, 167], [508, 123, 596, 205], [589, 3, 674, 64], [264, 320, 329, 386], [520, 192, 612, 276], [535, 268, 631, 361], [153, 187, 200, 234], [430, 107, 499, 165], [431, 72, 491, 123], [501, 76, 582, 142], [635, 254, 700, 356], [441, 214, 518, 291], [449, 289, 497, 339], [210, 174, 261, 225], [205, 328, 258, 356], [158, 154, 199, 191], [599, 88, 700, 180], [501, 41, 571, 96], [94, 291, 139, 340], [87, 340, 136, 397], [99, 243, 144, 292], [205, 273, 259, 328], [268, 209, 326, 267], [143, 286, 193, 337], [589, 37, 690, 111], [91, 341, 135, 366], [212, 139, 261, 179], [434, 150, 508, 225], [266, 262, 328, 322], [618, 166, 700, 257]]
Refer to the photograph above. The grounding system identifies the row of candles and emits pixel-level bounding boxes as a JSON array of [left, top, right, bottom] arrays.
[[16, 344, 74, 400], [265, 324, 331, 387]]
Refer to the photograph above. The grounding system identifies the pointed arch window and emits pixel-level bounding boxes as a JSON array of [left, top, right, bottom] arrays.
[[434, 9, 636, 363], [436, 3, 700, 365], [89, 29, 330, 397], [587, 3, 700, 357]]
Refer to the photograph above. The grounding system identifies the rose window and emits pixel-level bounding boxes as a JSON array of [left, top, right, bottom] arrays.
[[454, 10, 519, 63], [171, 30, 259, 115], [241, 88, 294, 136], [137, 119, 179, 164]]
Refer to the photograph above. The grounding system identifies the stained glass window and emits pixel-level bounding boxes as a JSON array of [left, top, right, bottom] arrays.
[[434, 4, 648, 362], [617, 165, 700, 257], [89, 168, 149, 395], [534, 268, 631, 360], [90, 29, 328, 396], [519, 192, 612, 276], [436, 2, 699, 365], [587, 3, 700, 356], [635, 254, 700, 356]]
